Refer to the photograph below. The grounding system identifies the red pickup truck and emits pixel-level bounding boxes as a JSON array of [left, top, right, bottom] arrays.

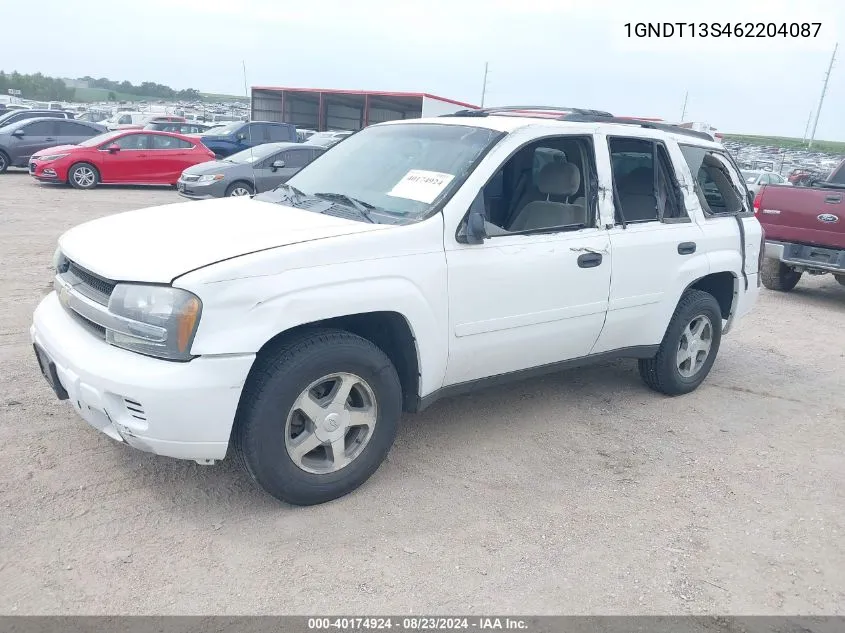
[[754, 168, 845, 291]]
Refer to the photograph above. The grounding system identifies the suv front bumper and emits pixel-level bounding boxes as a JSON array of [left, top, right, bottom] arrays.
[[31, 292, 255, 462]]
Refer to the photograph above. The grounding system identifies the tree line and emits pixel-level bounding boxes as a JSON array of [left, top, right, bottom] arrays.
[[79, 76, 202, 101], [0, 70, 203, 102], [0, 71, 74, 101]]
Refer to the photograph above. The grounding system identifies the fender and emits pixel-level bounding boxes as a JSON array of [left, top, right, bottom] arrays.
[[180, 260, 449, 399]]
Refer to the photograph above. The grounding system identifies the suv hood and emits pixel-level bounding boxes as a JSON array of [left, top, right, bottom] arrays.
[[59, 197, 389, 283]]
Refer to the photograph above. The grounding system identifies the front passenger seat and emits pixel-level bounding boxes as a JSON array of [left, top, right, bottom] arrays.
[[508, 162, 585, 232]]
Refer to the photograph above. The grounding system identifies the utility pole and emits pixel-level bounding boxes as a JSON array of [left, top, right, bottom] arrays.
[[480, 62, 490, 107], [802, 108, 813, 143], [809, 42, 837, 149], [680, 91, 688, 121]]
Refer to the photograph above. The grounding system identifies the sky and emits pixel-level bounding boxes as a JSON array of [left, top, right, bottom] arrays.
[[4, 0, 845, 139]]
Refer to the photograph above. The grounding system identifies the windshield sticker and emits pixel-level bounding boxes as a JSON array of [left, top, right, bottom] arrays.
[[387, 170, 455, 204]]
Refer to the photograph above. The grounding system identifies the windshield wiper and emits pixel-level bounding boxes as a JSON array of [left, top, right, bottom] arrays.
[[312, 192, 375, 223]]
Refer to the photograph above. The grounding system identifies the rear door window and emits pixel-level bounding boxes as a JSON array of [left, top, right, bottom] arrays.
[[281, 149, 310, 168], [608, 137, 686, 223], [56, 121, 98, 137], [151, 135, 193, 150], [112, 134, 150, 150], [268, 124, 295, 141], [22, 121, 56, 136]]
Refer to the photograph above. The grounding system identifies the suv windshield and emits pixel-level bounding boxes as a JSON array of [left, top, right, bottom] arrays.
[[276, 123, 501, 221]]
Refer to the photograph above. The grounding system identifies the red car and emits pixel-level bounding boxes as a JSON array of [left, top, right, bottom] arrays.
[[29, 130, 215, 189]]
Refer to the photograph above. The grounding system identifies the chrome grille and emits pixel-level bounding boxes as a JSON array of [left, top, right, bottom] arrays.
[[181, 175, 200, 182], [64, 260, 116, 305], [68, 309, 107, 340]]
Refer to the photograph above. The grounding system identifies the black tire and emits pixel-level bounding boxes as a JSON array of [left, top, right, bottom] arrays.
[[67, 162, 99, 190], [233, 328, 402, 506], [638, 290, 723, 396], [225, 181, 254, 197], [835, 274, 845, 287], [0, 151, 9, 174], [761, 257, 801, 291]]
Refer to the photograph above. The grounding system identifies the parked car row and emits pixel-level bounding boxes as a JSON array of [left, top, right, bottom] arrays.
[[1, 111, 351, 195], [0, 118, 106, 173]]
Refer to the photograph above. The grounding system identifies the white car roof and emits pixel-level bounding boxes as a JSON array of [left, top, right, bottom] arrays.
[[380, 115, 724, 149]]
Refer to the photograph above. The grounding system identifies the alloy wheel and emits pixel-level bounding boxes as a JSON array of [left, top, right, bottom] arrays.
[[676, 314, 713, 378], [73, 166, 96, 188], [284, 373, 378, 474]]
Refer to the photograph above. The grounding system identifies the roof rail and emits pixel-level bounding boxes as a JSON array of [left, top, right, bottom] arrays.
[[596, 117, 715, 141], [446, 105, 615, 118], [444, 106, 715, 141]]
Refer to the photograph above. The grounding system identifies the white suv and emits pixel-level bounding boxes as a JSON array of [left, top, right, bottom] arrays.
[[31, 107, 763, 505]]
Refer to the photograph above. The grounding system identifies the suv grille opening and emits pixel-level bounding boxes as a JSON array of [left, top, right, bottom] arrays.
[[68, 310, 106, 340], [123, 398, 147, 421], [61, 260, 116, 306]]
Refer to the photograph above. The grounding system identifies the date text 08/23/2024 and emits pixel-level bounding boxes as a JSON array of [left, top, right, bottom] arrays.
[[624, 22, 822, 38], [307, 617, 529, 630]]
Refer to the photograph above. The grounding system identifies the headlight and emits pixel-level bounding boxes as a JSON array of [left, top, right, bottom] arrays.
[[197, 174, 225, 183], [38, 153, 70, 162], [106, 284, 202, 361]]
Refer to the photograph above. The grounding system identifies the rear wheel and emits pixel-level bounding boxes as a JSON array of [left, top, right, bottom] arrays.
[[68, 163, 99, 190], [225, 181, 253, 197], [0, 151, 9, 174], [234, 329, 402, 506], [639, 290, 723, 396], [835, 274, 845, 287], [761, 258, 801, 291]]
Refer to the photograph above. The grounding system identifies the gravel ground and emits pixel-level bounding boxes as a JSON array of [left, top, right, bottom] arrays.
[[0, 171, 843, 615]]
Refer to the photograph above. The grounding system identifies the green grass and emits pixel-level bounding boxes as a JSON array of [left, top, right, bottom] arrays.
[[199, 92, 248, 102], [73, 86, 140, 102], [723, 133, 845, 154], [73, 87, 247, 104]]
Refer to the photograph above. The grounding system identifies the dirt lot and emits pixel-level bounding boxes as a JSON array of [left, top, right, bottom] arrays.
[[0, 171, 843, 615]]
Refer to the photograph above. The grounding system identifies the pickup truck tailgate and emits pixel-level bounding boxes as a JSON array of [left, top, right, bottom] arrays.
[[757, 185, 845, 249]]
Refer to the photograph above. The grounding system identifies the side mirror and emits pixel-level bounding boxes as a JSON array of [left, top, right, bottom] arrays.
[[271, 159, 285, 171], [11, 129, 24, 138], [107, 143, 121, 153], [236, 133, 247, 141], [746, 189, 755, 210], [463, 194, 488, 245]]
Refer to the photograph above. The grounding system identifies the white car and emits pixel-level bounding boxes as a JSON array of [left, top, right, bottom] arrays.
[[100, 111, 147, 130], [742, 169, 789, 194], [31, 107, 763, 505]]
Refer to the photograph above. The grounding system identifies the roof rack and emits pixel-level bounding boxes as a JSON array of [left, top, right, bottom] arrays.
[[445, 106, 715, 141], [447, 105, 615, 119]]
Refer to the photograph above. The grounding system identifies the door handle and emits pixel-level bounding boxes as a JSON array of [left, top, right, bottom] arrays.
[[44, 137, 56, 142], [678, 242, 697, 255], [577, 253, 603, 268]]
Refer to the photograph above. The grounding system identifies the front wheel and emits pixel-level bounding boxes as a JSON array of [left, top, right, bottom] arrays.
[[233, 329, 402, 506], [0, 151, 9, 174], [68, 163, 99, 190], [835, 274, 845, 287], [638, 290, 723, 396], [225, 181, 254, 197]]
